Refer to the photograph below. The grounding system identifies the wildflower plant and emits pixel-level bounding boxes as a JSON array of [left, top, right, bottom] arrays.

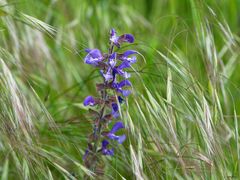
[[82, 29, 137, 174]]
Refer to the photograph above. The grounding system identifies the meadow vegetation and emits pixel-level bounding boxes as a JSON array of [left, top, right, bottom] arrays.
[[0, 0, 240, 179]]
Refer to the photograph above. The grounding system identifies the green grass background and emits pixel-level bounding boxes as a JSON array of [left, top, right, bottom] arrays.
[[0, 0, 240, 179]]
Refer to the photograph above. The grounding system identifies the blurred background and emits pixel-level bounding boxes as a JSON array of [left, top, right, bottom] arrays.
[[0, 0, 240, 179]]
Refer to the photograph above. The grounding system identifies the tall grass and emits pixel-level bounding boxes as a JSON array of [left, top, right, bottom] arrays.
[[0, 0, 240, 179]]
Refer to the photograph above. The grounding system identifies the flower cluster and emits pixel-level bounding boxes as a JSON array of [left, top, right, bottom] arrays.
[[82, 29, 137, 170]]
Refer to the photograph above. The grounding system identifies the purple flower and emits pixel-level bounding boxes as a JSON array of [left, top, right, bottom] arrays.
[[110, 29, 134, 48], [83, 96, 95, 106], [110, 29, 119, 45], [112, 57, 136, 79], [119, 50, 137, 64], [107, 122, 126, 144], [99, 53, 118, 82], [85, 49, 91, 53], [118, 34, 134, 44], [101, 140, 114, 156], [118, 79, 132, 87], [122, 50, 137, 56], [115, 51, 137, 77], [118, 60, 131, 69], [111, 103, 119, 118], [108, 52, 117, 68], [122, 90, 131, 96], [118, 96, 124, 103], [113, 67, 131, 79], [101, 68, 113, 81], [84, 49, 103, 66], [83, 149, 89, 160], [112, 80, 132, 96]]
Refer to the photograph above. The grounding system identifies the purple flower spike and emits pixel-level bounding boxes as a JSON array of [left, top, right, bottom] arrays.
[[101, 140, 114, 156], [107, 122, 126, 144], [111, 103, 119, 118], [84, 49, 103, 66], [83, 28, 136, 161], [83, 96, 95, 106]]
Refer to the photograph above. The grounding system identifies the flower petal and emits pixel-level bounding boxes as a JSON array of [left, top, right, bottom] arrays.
[[107, 133, 118, 140], [110, 121, 124, 134], [85, 48, 91, 53], [102, 68, 113, 81], [102, 148, 114, 156], [118, 34, 134, 43], [118, 50, 137, 65], [110, 29, 134, 47], [123, 50, 137, 57], [117, 134, 126, 144], [110, 28, 116, 38], [127, 56, 137, 64], [111, 103, 119, 118], [112, 112, 119, 118], [122, 71, 131, 78], [118, 80, 132, 88], [84, 49, 103, 65], [102, 139, 109, 148], [101, 140, 114, 156], [122, 90, 131, 96], [118, 96, 124, 103], [112, 103, 118, 112], [118, 61, 131, 69], [114, 69, 131, 79], [109, 52, 117, 67], [110, 29, 119, 45], [89, 49, 102, 58], [83, 149, 89, 160], [107, 134, 126, 144], [83, 96, 95, 106]]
